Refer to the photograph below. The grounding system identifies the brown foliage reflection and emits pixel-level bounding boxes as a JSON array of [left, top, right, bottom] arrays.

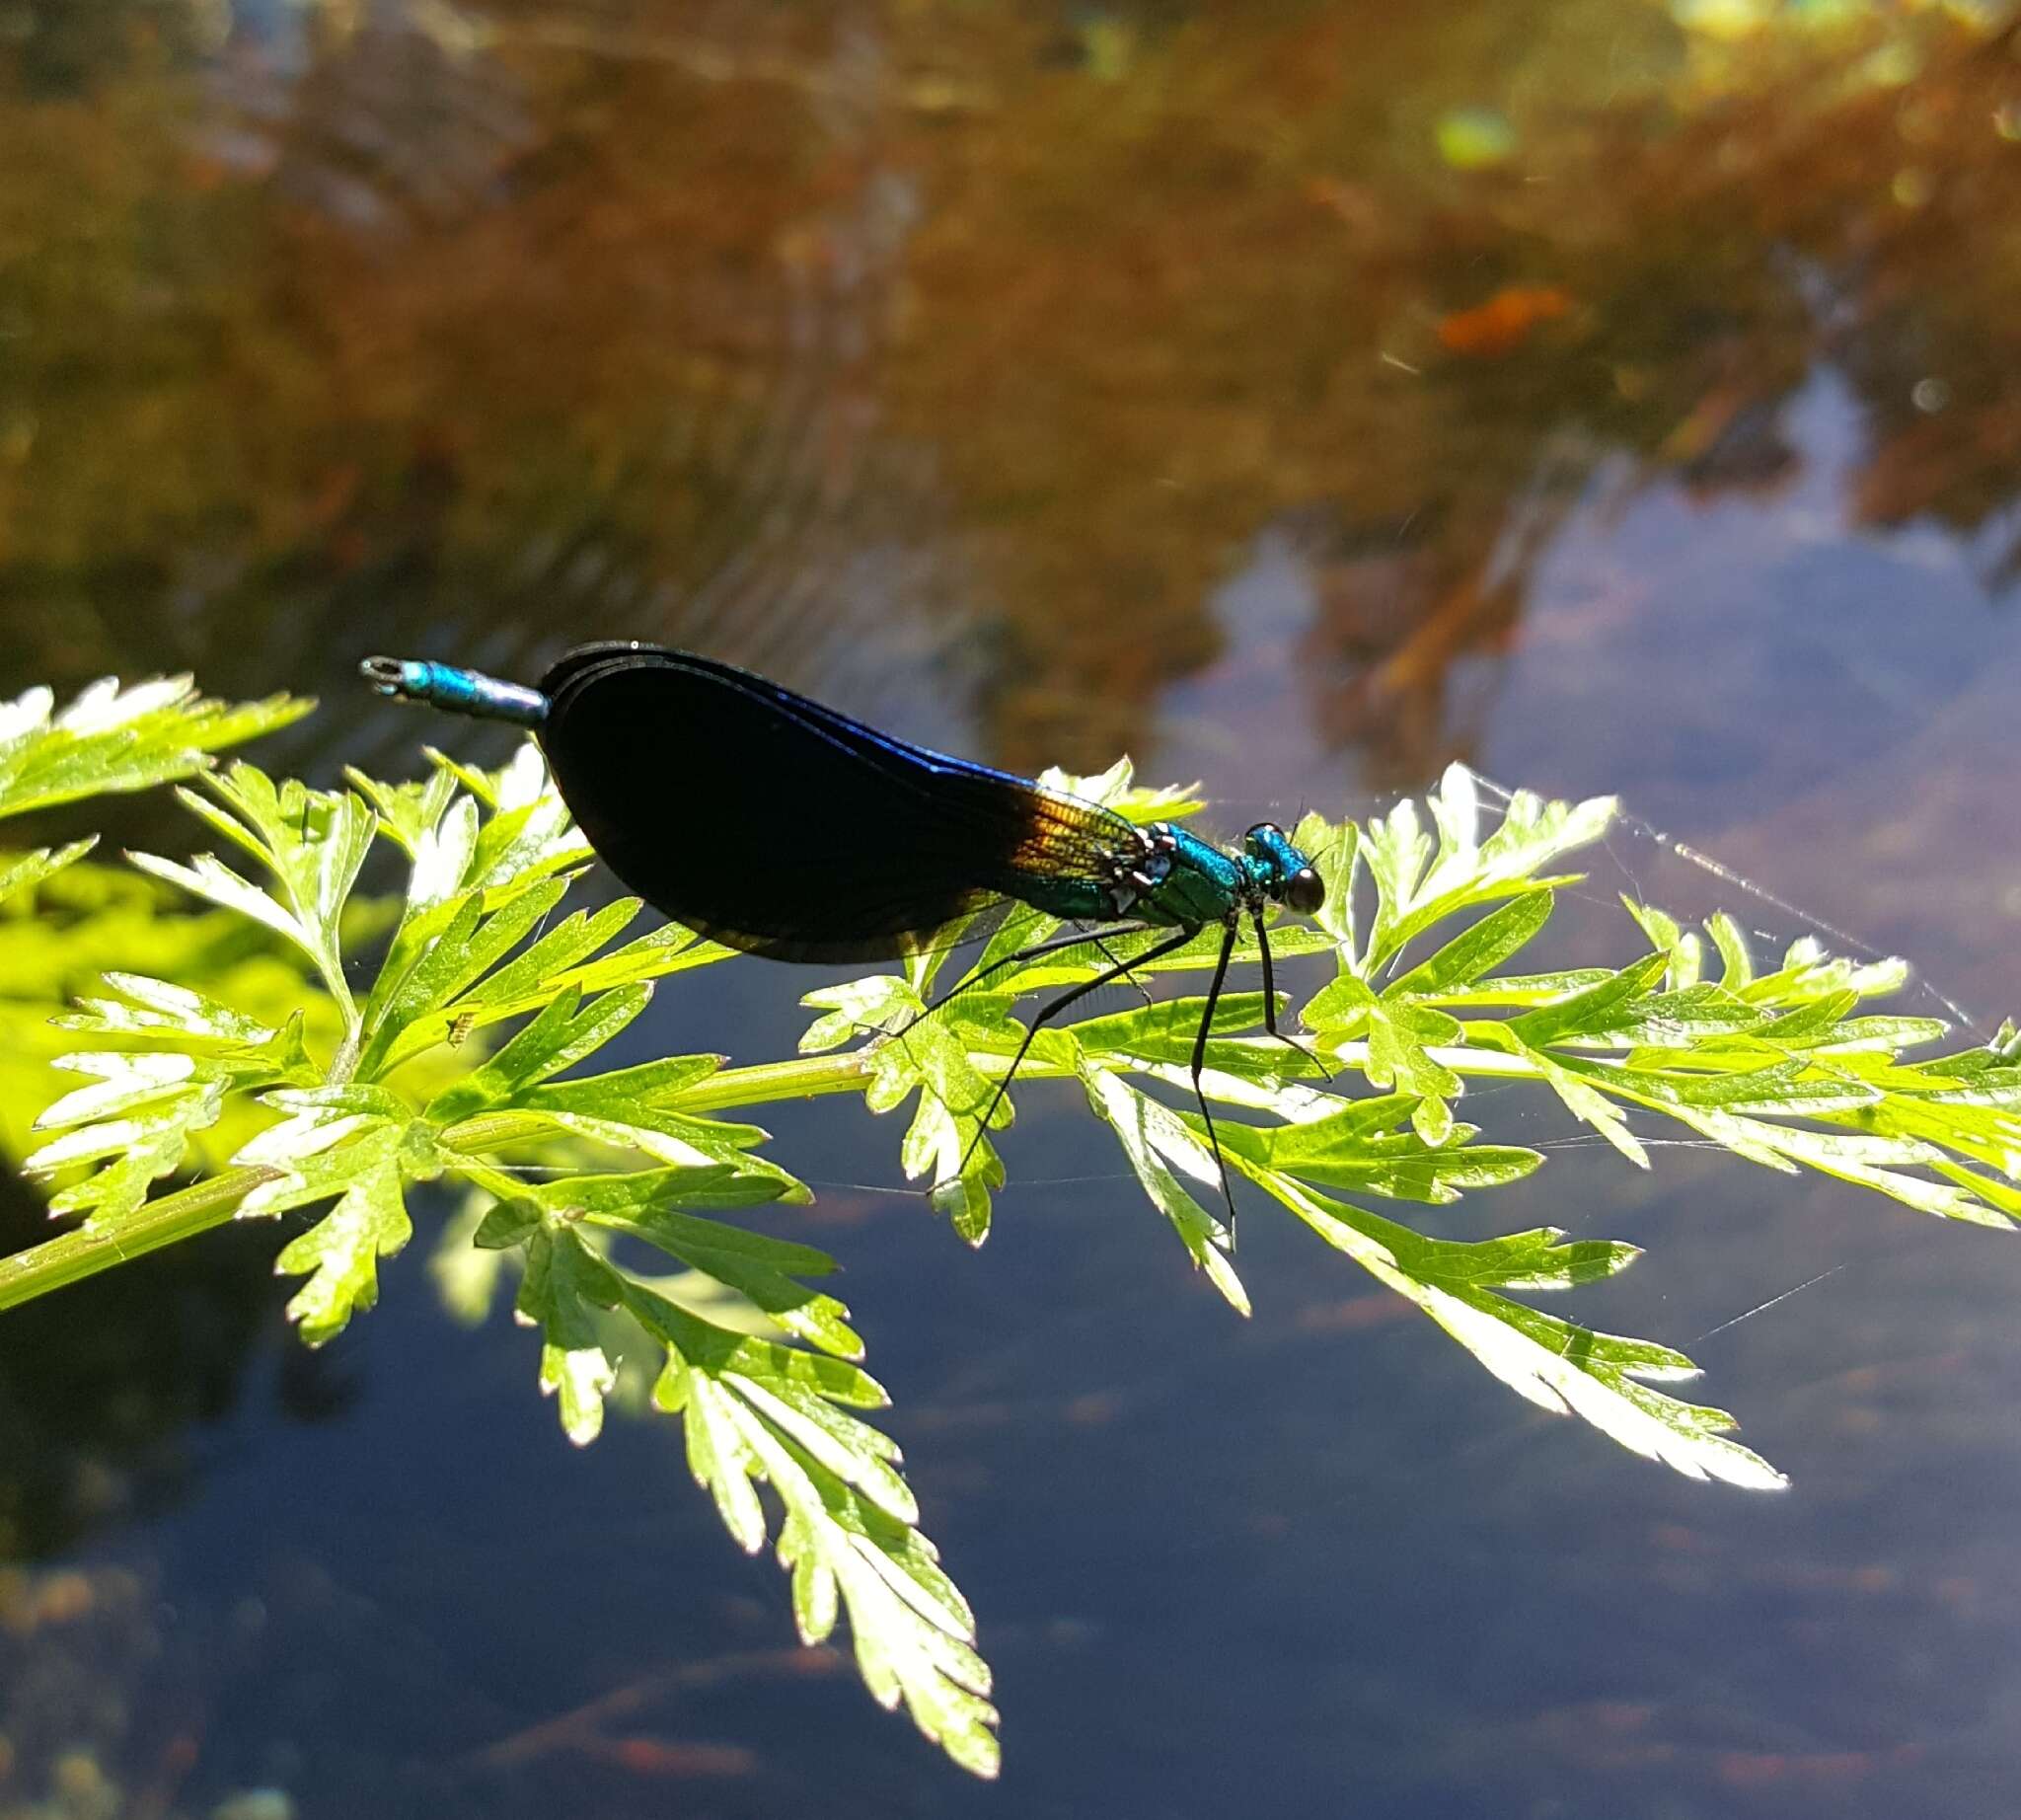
[[2, 2, 2017, 778]]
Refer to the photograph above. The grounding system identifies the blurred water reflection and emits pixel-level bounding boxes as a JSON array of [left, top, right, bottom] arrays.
[[5, 1, 2021, 1814]]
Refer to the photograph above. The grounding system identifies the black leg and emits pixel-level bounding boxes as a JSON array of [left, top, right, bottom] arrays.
[[1254, 913, 1331, 1082], [949, 918, 1153, 1003], [845, 921, 1153, 1055], [887, 918, 1155, 1047], [1089, 931, 1156, 1007], [958, 922, 1201, 1175], [1190, 919, 1240, 1239]]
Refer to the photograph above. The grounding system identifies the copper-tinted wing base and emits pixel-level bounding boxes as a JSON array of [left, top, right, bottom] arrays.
[[537, 645, 1146, 964]]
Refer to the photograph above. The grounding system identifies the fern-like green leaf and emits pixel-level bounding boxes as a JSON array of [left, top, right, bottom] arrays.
[[0, 839, 97, 909], [1258, 1172, 1784, 1489], [633, 1287, 1000, 1778], [14, 715, 2021, 1774], [0, 676, 309, 822]]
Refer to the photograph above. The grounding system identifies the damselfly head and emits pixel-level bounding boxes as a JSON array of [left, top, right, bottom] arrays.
[[1282, 865, 1324, 915], [1242, 821, 1325, 915]]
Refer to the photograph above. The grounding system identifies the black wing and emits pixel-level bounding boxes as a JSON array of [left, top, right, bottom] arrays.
[[537, 644, 1148, 963]]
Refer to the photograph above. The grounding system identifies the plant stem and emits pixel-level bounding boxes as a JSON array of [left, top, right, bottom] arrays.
[[434, 1046, 1099, 1157], [0, 1166, 279, 1312], [675, 1047, 1088, 1109], [0, 1034, 1546, 1315], [678, 1048, 880, 1109], [442, 1038, 1539, 1153]]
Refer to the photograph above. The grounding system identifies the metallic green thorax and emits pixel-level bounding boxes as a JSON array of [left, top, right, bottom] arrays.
[[1016, 819, 1321, 931], [1142, 825, 1246, 926]]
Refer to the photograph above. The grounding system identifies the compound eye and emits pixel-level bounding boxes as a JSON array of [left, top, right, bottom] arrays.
[[1284, 867, 1324, 915]]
